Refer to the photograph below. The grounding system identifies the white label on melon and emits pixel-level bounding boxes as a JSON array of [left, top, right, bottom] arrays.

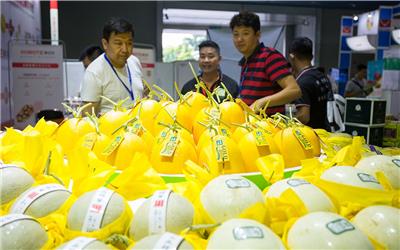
[[10, 184, 70, 214], [326, 218, 355, 235], [153, 232, 184, 250], [392, 159, 400, 167], [357, 173, 379, 184], [233, 226, 264, 240], [0, 214, 35, 227], [287, 179, 310, 187], [148, 190, 172, 234], [225, 179, 251, 189], [59, 237, 97, 250], [82, 187, 114, 232]]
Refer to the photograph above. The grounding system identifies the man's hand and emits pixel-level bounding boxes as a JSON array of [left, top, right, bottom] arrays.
[[250, 99, 263, 113]]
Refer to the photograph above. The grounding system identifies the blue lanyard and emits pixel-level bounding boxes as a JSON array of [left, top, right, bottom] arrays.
[[104, 54, 134, 101]]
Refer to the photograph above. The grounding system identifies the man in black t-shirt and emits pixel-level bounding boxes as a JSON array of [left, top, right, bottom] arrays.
[[181, 40, 239, 103], [288, 37, 333, 130]]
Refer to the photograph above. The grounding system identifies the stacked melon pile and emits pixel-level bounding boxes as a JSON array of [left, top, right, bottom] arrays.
[[1, 83, 400, 249]]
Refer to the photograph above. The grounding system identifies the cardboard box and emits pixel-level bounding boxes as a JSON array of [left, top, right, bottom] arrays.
[[345, 123, 384, 146], [345, 98, 386, 125]]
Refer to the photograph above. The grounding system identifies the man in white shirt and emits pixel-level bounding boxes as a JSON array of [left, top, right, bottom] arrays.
[[80, 17, 144, 115]]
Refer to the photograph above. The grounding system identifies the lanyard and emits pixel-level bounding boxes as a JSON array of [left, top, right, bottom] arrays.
[[296, 66, 313, 81], [104, 54, 134, 100]]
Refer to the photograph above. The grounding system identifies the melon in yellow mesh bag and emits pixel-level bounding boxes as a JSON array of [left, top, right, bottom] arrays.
[[313, 165, 400, 218], [0, 214, 49, 250], [128, 190, 194, 241], [65, 187, 133, 247], [207, 218, 285, 250], [355, 155, 400, 189], [128, 232, 194, 250], [0, 164, 34, 206], [199, 174, 266, 224], [284, 212, 373, 249], [264, 177, 337, 235], [352, 205, 400, 250]]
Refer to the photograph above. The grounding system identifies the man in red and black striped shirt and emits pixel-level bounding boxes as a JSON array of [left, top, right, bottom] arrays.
[[230, 11, 301, 115]]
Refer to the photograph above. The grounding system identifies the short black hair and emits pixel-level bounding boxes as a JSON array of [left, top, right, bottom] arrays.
[[357, 64, 367, 71], [79, 45, 103, 61], [229, 11, 260, 32], [198, 40, 220, 55], [289, 37, 313, 61], [102, 17, 134, 41]]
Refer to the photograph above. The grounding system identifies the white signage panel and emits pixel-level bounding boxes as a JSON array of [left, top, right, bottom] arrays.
[[133, 47, 155, 85], [10, 43, 64, 129]]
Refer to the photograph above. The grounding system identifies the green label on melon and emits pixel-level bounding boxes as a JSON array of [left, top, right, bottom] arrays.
[[225, 179, 251, 189], [102, 135, 124, 156], [326, 219, 355, 235], [392, 159, 400, 167], [160, 134, 179, 157], [357, 173, 379, 184], [233, 226, 264, 240], [213, 135, 230, 163], [293, 129, 313, 150], [253, 129, 269, 146], [287, 179, 310, 187]]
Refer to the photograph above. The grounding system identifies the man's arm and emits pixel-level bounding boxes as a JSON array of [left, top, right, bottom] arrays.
[[250, 75, 301, 112], [296, 105, 310, 124]]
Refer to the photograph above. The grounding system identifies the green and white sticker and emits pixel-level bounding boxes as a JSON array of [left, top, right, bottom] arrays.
[[357, 173, 379, 184], [160, 134, 179, 157], [287, 178, 310, 187], [253, 129, 269, 146], [233, 226, 264, 240], [392, 159, 400, 167], [102, 135, 124, 156], [213, 135, 229, 163], [293, 129, 313, 150], [326, 219, 355, 235], [225, 178, 251, 189]]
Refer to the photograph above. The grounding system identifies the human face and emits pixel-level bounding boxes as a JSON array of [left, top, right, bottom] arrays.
[[357, 69, 367, 80], [199, 47, 220, 74], [232, 26, 260, 58], [102, 32, 133, 68]]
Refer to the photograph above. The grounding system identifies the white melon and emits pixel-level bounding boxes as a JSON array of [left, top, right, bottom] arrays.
[[0, 214, 48, 250], [200, 175, 264, 223], [57, 236, 112, 250], [10, 183, 71, 218], [129, 191, 194, 241], [129, 233, 193, 250], [67, 187, 125, 232], [321, 166, 383, 190], [287, 212, 373, 249], [207, 218, 285, 249], [355, 155, 400, 189], [0, 165, 34, 205], [352, 205, 400, 250], [266, 178, 336, 213]]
